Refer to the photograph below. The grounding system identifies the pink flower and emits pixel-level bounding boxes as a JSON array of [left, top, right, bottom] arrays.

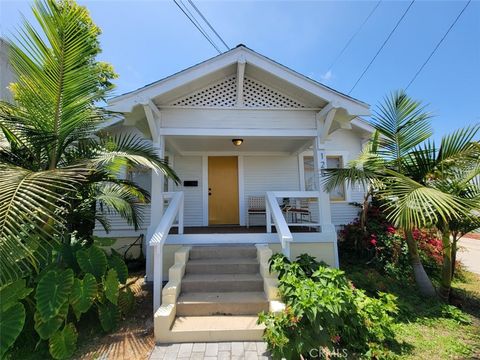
[[370, 239, 377, 246], [331, 335, 341, 344], [387, 226, 396, 234]]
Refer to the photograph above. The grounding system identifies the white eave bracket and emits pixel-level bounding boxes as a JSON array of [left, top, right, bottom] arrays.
[[142, 99, 162, 142]]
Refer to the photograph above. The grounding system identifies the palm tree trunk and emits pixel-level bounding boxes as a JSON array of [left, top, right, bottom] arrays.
[[439, 230, 452, 301], [405, 229, 436, 297], [451, 232, 459, 279]]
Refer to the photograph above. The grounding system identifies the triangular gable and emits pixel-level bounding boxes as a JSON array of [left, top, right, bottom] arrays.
[[108, 45, 370, 117]]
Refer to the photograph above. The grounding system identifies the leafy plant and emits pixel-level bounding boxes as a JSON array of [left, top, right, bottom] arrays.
[[259, 254, 398, 359], [0, 280, 32, 358], [2, 244, 134, 359]]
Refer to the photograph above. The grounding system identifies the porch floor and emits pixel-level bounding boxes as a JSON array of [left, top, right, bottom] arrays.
[[168, 225, 317, 234]]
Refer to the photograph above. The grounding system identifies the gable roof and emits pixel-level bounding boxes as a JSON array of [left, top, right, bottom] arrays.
[[108, 44, 370, 116]]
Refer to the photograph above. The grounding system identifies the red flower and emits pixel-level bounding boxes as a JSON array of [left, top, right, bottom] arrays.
[[370, 239, 377, 246], [331, 335, 341, 344], [387, 226, 396, 234]]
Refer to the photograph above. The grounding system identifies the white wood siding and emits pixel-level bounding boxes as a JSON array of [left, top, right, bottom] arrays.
[[326, 130, 365, 226], [244, 155, 300, 226], [161, 108, 316, 129], [173, 156, 204, 226]]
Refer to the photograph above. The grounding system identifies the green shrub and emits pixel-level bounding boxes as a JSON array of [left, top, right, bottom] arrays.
[[340, 205, 444, 281], [258, 253, 398, 359], [0, 241, 134, 359]]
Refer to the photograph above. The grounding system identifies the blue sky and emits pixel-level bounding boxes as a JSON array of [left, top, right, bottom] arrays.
[[1, 0, 479, 141]]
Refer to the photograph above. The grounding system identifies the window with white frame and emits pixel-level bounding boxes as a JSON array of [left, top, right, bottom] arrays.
[[302, 155, 346, 201]]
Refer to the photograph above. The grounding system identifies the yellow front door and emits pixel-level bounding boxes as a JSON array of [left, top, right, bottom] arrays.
[[208, 156, 239, 225]]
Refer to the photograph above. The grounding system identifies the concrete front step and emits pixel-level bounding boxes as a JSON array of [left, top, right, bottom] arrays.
[[176, 291, 269, 316], [181, 273, 264, 293], [185, 258, 259, 274], [189, 245, 257, 260], [169, 315, 265, 342]]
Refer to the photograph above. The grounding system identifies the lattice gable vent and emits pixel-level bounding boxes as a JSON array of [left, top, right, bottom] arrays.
[[168, 75, 308, 108], [170, 75, 237, 107], [243, 76, 306, 108]]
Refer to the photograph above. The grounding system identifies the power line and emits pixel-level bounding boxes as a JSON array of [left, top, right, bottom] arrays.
[[348, 0, 415, 94], [327, 0, 382, 72], [405, 0, 472, 90], [187, 0, 230, 51], [173, 0, 223, 54]]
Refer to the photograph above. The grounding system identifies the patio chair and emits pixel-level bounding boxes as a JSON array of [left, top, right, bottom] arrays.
[[246, 196, 266, 228], [283, 198, 312, 224]]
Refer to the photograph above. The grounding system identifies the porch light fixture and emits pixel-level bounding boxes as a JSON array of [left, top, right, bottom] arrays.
[[232, 138, 244, 146]]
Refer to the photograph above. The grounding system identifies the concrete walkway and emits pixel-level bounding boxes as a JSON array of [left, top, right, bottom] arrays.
[[458, 237, 480, 274], [149, 342, 271, 360]]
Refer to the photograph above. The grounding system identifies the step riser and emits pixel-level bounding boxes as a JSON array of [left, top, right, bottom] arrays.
[[186, 263, 259, 274], [176, 302, 269, 316], [163, 329, 265, 343], [182, 280, 264, 293], [189, 247, 257, 260]]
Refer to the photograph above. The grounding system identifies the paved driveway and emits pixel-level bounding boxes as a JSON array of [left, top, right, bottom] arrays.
[[458, 237, 480, 274]]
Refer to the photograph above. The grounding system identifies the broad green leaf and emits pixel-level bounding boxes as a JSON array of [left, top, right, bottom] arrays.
[[34, 311, 63, 340], [76, 246, 107, 279], [118, 288, 135, 315], [69, 274, 97, 320], [103, 269, 119, 305], [0, 279, 32, 312], [97, 303, 120, 332], [0, 302, 25, 358], [35, 269, 74, 321], [48, 324, 77, 360], [108, 254, 128, 284]]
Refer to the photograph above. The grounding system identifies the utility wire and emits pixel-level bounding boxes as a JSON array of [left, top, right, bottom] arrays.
[[405, 0, 472, 90], [173, 0, 223, 54], [187, 0, 230, 51], [348, 0, 415, 94], [327, 0, 382, 72]]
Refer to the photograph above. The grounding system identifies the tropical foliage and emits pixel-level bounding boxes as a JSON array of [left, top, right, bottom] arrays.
[[0, 0, 177, 285], [258, 253, 398, 359], [0, 241, 134, 359], [0, 0, 176, 358], [340, 205, 444, 281], [323, 91, 480, 299]]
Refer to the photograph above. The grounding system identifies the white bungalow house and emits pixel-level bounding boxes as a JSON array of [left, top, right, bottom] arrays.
[[99, 44, 372, 343]]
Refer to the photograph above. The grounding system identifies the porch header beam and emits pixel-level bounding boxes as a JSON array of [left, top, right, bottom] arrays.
[[158, 127, 317, 137]]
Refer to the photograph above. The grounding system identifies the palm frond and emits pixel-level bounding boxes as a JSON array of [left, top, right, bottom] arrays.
[[0, 164, 86, 285], [378, 170, 471, 230], [92, 133, 179, 183], [6, 0, 110, 169], [95, 181, 147, 231], [437, 124, 480, 166], [370, 90, 433, 166]]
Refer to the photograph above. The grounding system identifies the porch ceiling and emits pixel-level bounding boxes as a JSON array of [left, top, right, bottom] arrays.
[[165, 136, 312, 155]]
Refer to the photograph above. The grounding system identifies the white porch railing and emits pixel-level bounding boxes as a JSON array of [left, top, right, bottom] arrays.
[[265, 191, 323, 259], [150, 191, 184, 312]]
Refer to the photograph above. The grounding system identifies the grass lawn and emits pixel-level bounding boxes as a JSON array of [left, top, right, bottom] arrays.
[[342, 258, 480, 359]]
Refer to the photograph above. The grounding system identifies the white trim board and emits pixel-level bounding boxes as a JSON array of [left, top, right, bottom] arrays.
[[165, 232, 336, 245]]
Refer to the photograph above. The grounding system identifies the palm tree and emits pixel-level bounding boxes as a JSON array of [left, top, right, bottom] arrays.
[[0, 0, 177, 286], [324, 91, 437, 296], [388, 126, 480, 300]]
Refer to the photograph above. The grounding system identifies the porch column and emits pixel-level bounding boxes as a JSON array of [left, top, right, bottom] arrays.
[[146, 135, 165, 281], [312, 137, 332, 226], [312, 136, 339, 267]]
